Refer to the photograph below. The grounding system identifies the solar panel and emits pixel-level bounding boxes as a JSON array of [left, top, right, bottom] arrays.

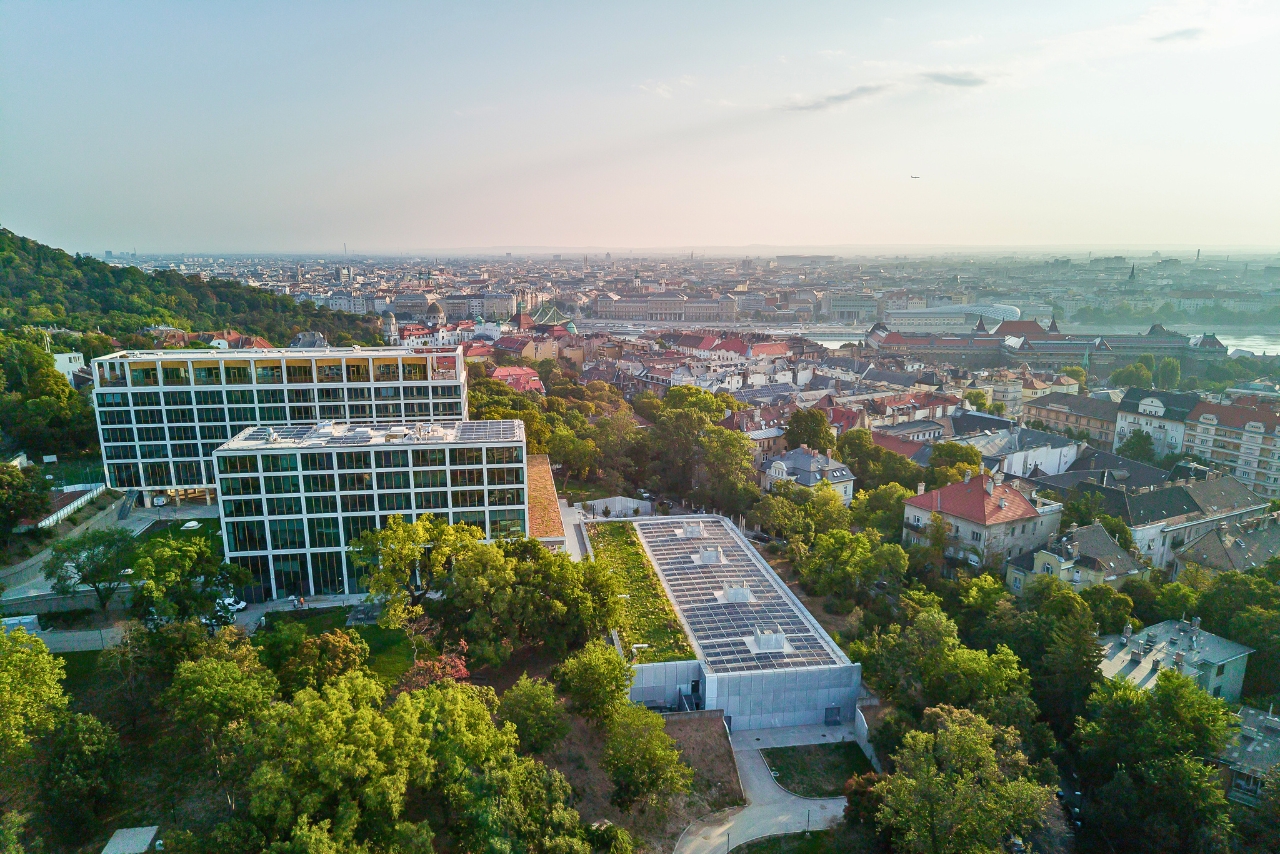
[[456, 420, 523, 442], [632, 517, 842, 674]]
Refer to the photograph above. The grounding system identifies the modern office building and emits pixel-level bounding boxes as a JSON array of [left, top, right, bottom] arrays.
[[212, 419, 527, 602], [625, 516, 863, 731], [90, 346, 467, 498]]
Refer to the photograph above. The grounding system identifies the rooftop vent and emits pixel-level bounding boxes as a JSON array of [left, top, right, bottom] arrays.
[[679, 521, 705, 539], [753, 624, 786, 651], [695, 546, 724, 565], [721, 581, 754, 603]]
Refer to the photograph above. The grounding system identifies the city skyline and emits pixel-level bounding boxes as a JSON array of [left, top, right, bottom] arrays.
[[3, 1, 1279, 254]]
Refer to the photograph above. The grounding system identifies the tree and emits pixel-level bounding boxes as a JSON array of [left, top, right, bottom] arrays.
[[131, 534, 246, 623], [549, 427, 599, 489], [836, 429, 926, 492], [1035, 610, 1104, 735], [1236, 764, 1280, 853], [166, 656, 278, 809], [0, 628, 67, 766], [1099, 514, 1135, 550], [1061, 365, 1087, 391], [1080, 585, 1136, 635], [1110, 362, 1153, 389], [873, 706, 1054, 854], [924, 442, 983, 490], [1084, 754, 1233, 854], [797, 529, 908, 602], [601, 702, 692, 811], [497, 674, 568, 755], [0, 812, 34, 854], [849, 483, 914, 542], [784, 408, 836, 453], [0, 464, 49, 548], [1137, 353, 1157, 371], [1116, 428, 1157, 464], [37, 712, 121, 836], [962, 390, 990, 412], [692, 426, 760, 517], [277, 630, 370, 697], [1154, 357, 1181, 390], [553, 640, 633, 725], [42, 527, 135, 613]]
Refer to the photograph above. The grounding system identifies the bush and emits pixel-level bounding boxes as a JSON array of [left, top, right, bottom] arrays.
[[553, 640, 633, 725], [601, 702, 692, 811], [497, 674, 568, 754], [38, 712, 121, 839]]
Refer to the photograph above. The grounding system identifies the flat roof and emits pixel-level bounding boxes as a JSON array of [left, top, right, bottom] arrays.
[[94, 345, 462, 361], [1099, 619, 1253, 691], [216, 420, 524, 452], [631, 516, 849, 674], [525, 454, 565, 541]]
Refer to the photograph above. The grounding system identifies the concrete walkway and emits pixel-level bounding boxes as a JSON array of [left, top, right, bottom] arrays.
[[559, 500, 590, 561], [235, 593, 367, 634], [38, 625, 125, 653], [675, 726, 850, 854]]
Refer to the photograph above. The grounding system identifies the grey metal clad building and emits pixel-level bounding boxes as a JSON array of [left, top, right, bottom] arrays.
[[212, 419, 526, 603], [90, 346, 467, 499], [628, 516, 862, 731]]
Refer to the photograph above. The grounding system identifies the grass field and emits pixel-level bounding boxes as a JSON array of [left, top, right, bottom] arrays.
[[561, 478, 614, 506], [138, 517, 223, 548], [586, 521, 693, 664], [262, 606, 415, 685], [761, 740, 875, 798], [732, 825, 880, 854]]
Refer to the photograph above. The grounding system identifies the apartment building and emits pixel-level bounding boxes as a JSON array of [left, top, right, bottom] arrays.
[[91, 347, 467, 497], [1024, 392, 1119, 445], [1184, 400, 1280, 499], [213, 419, 527, 602], [1113, 388, 1199, 458]]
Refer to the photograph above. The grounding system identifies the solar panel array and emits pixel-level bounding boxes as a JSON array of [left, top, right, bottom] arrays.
[[457, 421, 523, 442], [633, 518, 839, 673]]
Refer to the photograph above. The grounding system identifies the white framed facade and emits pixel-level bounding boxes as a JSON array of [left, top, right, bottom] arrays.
[[90, 346, 467, 495], [213, 420, 527, 602]]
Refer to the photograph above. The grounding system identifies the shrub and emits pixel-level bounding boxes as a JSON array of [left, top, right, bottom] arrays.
[[497, 674, 568, 754], [553, 640, 633, 725]]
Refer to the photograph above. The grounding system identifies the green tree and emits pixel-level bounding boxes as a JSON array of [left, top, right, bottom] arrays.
[[692, 425, 761, 517], [131, 534, 247, 623], [1061, 365, 1087, 391], [0, 464, 49, 548], [797, 529, 908, 602], [784, 408, 836, 453], [849, 482, 914, 542], [0, 812, 34, 854], [924, 442, 984, 490], [1116, 428, 1157, 464], [497, 674, 568, 755], [1080, 585, 1136, 635], [0, 628, 68, 766], [1110, 362, 1153, 389], [1035, 610, 1104, 735], [747, 492, 812, 543], [601, 702, 693, 811], [549, 427, 599, 489], [962, 390, 990, 412], [42, 527, 135, 613], [835, 429, 926, 492], [277, 630, 370, 697], [873, 706, 1054, 854], [37, 712, 121, 836], [1084, 754, 1232, 854], [1137, 353, 1156, 371], [1153, 357, 1182, 390], [553, 640, 633, 725]]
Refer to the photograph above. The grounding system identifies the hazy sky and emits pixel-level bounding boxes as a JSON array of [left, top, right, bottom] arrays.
[[3, 1, 1279, 254]]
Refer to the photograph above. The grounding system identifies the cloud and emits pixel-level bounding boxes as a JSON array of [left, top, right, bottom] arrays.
[[921, 71, 985, 87], [637, 81, 673, 98], [1151, 27, 1204, 42], [778, 84, 888, 112]]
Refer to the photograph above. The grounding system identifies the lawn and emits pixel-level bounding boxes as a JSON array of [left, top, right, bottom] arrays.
[[138, 517, 223, 550], [261, 606, 415, 686], [732, 824, 881, 854], [586, 521, 694, 664], [561, 478, 614, 506], [761, 740, 874, 798]]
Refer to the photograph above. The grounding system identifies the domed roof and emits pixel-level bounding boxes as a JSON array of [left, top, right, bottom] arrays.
[[564, 320, 577, 334], [425, 301, 445, 316]]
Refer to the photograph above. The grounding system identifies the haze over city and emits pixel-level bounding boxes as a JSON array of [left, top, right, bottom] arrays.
[[4, 1, 1280, 254]]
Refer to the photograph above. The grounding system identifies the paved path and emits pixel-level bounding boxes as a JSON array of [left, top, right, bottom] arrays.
[[675, 726, 851, 854], [39, 625, 125, 653], [559, 500, 590, 561], [236, 594, 368, 634]]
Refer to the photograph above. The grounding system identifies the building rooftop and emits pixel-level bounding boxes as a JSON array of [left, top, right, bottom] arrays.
[[1176, 512, 1280, 574], [525, 454, 565, 542], [1219, 705, 1280, 783], [631, 516, 850, 674], [906, 474, 1045, 526], [1026, 391, 1120, 421], [94, 345, 463, 362], [1098, 619, 1253, 692], [218, 419, 524, 452]]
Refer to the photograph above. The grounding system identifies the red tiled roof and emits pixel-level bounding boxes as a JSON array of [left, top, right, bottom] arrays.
[[905, 475, 1039, 525], [872, 433, 925, 459], [1189, 400, 1280, 432]]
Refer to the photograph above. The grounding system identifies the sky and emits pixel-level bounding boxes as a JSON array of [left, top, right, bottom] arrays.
[[2, 1, 1279, 255]]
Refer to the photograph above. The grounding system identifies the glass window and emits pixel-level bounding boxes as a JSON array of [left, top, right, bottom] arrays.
[[142, 461, 172, 487], [226, 389, 255, 405], [223, 498, 263, 518], [224, 363, 251, 385], [415, 491, 448, 510], [99, 410, 133, 425], [199, 424, 229, 441], [489, 509, 525, 538], [341, 494, 376, 513], [287, 388, 314, 403], [227, 520, 268, 553], [301, 452, 333, 471], [339, 472, 373, 492], [451, 469, 484, 487], [140, 444, 169, 459], [347, 387, 371, 401], [433, 384, 462, 399], [413, 448, 446, 467], [269, 518, 306, 550], [97, 393, 127, 407], [193, 365, 222, 385], [433, 401, 463, 417], [263, 475, 300, 495], [229, 407, 257, 423], [273, 554, 307, 598], [161, 364, 190, 385], [174, 461, 203, 485], [102, 428, 134, 443], [487, 467, 524, 485], [306, 494, 337, 514], [221, 477, 261, 496], [166, 408, 195, 423], [377, 470, 412, 490], [348, 404, 373, 420], [171, 443, 200, 458], [317, 387, 345, 402], [404, 386, 430, 400], [105, 445, 137, 460], [197, 408, 226, 423], [452, 510, 486, 534], [194, 390, 223, 405], [451, 489, 486, 508], [218, 455, 259, 474], [257, 389, 285, 404], [403, 360, 428, 381], [345, 361, 370, 383], [337, 451, 371, 470], [138, 426, 166, 442], [163, 391, 192, 406], [255, 363, 283, 384], [375, 386, 401, 400], [286, 363, 314, 384], [308, 518, 342, 549], [311, 551, 345, 595], [262, 454, 298, 473], [487, 446, 524, 465], [450, 447, 484, 467], [108, 463, 141, 489], [132, 391, 161, 407], [130, 364, 159, 386], [319, 405, 346, 420], [316, 362, 342, 383], [378, 492, 413, 511], [414, 469, 448, 488], [374, 361, 400, 382], [266, 496, 302, 516], [342, 515, 376, 544], [303, 473, 335, 493], [289, 405, 316, 421], [375, 450, 409, 469], [259, 406, 287, 422], [488, 488, 525, 506], [405, 402, 432, 417], [169, 425, 197, 441], [135, 409, 164, 424], [375, 403, 403, 419]]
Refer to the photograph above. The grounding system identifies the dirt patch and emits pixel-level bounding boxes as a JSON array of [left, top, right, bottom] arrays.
[[467, 644, 563, 695], [545, 711, 744, 854]]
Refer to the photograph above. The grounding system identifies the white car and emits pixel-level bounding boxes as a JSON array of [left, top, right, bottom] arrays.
[[220, 597, 248, 613]]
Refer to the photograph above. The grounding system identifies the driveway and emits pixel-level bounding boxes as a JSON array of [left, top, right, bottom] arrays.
[[674, 726, 850, 854]]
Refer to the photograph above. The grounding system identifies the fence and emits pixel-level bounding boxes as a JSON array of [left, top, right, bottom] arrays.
[[31, 483, 107, 530], [576, 497, 654, 518]]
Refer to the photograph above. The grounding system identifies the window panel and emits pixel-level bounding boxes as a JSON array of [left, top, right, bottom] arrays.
[[163, 391, 192, 406], [375, 450, 409, 469], [220, 477, 261, 496], [305, 495, 337, 514], [337, 451, 371, 470], [257, 389, 284, 404], [99, 410, 133, 425], [266, 496, 303, 516], [263, 475, 300, 495], [412, 448, 446, 467], [166, 408, 195, 423], [488, 488, 525, 506], [342, 515, 376, 544], [450, 447, 483, 466], [338, 472, 373, 491], [132, 391, 161, 407], [486, 446, 523, 465], [341, 494, 376, 513], [487, 467, 524, 485], [303, 473, 335, 493], [226, 389, 255, 405], [302, 453, 333, 471], [226, 520, 268, 553], [451, 489, 486, 508], [414, 469, 447, 488], [168, 426, 197, 441], [377, 470, 412, 490], [262, 454, 298, 472], [415, 491, 448, 510], [308, 518, 342, 549], [218, 455, 259, 474], [269, 518, 306, 550], [450, 469, 484, 487], [223, 498, 263, 518]]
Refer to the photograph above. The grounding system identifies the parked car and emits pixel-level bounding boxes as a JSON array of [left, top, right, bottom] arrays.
[[221, 596, 248, 613]]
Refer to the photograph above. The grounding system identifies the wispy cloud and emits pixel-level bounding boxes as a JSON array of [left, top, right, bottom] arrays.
[[1151, 27, 1204, 42], [637, 81, 673, 98], [778, 84, 888, 112], [921, 71, 985, 87]]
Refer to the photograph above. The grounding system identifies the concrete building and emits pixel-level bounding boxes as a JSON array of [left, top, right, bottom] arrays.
[[1024, 392, 1119, 446], [90, 346, 467, 499], [1184, 400, 1280, 499], [1113, 388, 1199, 458], [53, 352, 85, 384], [903, 472, 1063, 567], [213, 419, 527, 602], [1098, 618, 1252, 703], [1005, 521, 1150, 597], [759, 446, 856, 504], [822, 292, 881, 323], [626, 516, 863, 731]]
